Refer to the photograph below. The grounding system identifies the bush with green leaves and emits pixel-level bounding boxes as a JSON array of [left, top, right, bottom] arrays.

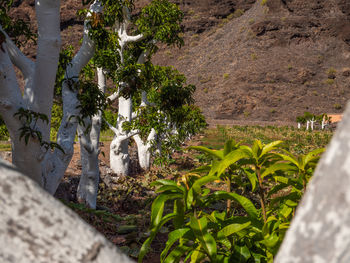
[[139, 139, 324, 262]]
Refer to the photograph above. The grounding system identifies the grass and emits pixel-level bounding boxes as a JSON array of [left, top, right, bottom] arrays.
[[199, 125, 332, 154], [0, 142, 11, 152]]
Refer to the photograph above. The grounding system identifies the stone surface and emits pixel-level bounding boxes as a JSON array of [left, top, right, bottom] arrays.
[[276, 101, 350, 263], [0, 159, 134, 263]]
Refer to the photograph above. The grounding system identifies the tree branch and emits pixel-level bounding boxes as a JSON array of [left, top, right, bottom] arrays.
[[0, 26, 34, 79]]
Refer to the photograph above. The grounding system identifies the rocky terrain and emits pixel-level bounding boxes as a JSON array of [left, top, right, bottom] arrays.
[[9, 0, 350, 122]]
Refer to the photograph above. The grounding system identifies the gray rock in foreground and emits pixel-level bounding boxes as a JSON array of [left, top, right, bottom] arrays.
[[276, 101, 350, 263], [0, 159, 134, 263]]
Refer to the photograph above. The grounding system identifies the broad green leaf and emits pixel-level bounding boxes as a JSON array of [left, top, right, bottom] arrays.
[[260, 233, 279, 249], [276, 153, 299, 168], [151, 179, 179, 187], [160, 228, 191, 262], [174, 199, 185, 229], [218, 221, 251, 238], [189, 146, 224, 159], [190, 216, 217, 261], [164, 245, 192, 263], [304, 148, 325, 166], [209, 149, 249, 177], [260, 140, 283, 157], [244, 169, 257, 192], [211, 191, 259, 221], [139, 213, 177, 263], [192, 175, 218, 194], [261, 163, 296, 179], [151, 193, 181, 227], [190, 247, 206, 263], [280, 205, 293, 219], [156, 185, 184, 194], [216, 231, 232, 250], [234, 245, 251, 263], [252, 140, 263, 159]]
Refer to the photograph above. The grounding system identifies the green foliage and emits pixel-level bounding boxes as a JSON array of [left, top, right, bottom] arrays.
[[0, 115, 9, 140], [0, 0, 36, 46], [13, 108, 64, 153], [50, 103, 63, 141], [136, 0, 184, 47], [55, 45, 75, 100], [139, 140, 324, 262]]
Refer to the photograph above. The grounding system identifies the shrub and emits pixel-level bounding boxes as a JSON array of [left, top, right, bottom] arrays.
[[50, 103, 63, 141], [0, 116, 9, 141], [139, 140, 324, 262]]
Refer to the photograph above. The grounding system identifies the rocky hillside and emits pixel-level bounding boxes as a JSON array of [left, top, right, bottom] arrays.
[[9, 0, 350, 122]]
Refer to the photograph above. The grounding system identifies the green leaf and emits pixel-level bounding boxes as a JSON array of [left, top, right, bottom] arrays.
[[190, 216, 217, 261], [156, 185, 184, 194], [190, 247, 206, 263], [164, 245, 192, 263], [160, 228, 191, 262], [151, 179, 179, 187], [218, 221, 251, 238], [303, 148, 325, 165], [151, 193, 181, 227], [188, 146, 224, 159], [260, 140, 283, 157], [139, 213, 177, 262], [211, 191, 259, 221], [261, 163, 296, 179], [244, 169, 257, 192], [209, 149, 249, 177]]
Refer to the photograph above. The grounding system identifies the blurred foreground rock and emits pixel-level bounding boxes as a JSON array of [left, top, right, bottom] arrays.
[[0, 159, 133, 263], [276, 102, 350, 263]]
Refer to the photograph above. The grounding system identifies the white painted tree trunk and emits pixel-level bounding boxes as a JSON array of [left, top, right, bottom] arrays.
[[43, 1, 101, 194], [276, 102, 350, 263], [133, 129, 157, 171], [0, 0, 103, 194], [0, 0, 61, 185], [297, 122, 301, 129], [306, 120, 310, 130], [107, 7, 143, 176], [76, 68, 105, 208], [310, 119, 315, 130], [110, 96, 132, 175], [0, 158, 133, 263]]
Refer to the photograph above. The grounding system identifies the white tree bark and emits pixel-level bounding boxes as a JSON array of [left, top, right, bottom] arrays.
[[297, 122, 301, 129], [43, 1, 102, 194], [110, 96, 133, 175], [275, 102, 350, 263], [306, 120, 310, 130], [0, 0, 61, 185], [77, 68, 105, 208], [0, 158, 134, 263], [133, 129, 157, 171], [108, 8, 144, 175]]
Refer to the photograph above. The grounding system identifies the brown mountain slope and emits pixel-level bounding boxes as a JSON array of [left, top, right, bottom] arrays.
[[9, 0, 350, 122], [154, 0, 350, 122]]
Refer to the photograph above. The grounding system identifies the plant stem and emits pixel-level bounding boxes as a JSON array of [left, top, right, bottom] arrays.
[[226, 177, 231, 215], [257, 168, 267, 223]]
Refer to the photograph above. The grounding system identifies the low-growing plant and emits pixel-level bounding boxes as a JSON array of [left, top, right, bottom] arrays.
[[139, 139, 324, 262]]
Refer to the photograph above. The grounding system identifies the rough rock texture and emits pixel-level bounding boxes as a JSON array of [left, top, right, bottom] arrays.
[[9, 0, 350, 122], [275, 101, 350, 263], [0, 159, 133, 263]]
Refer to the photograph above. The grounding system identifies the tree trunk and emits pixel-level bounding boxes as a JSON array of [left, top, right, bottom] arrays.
[[43, 2, 100, 194], [77, 68, 104, 208], [276, 102, 350, 263], [0, 158, 133, 263], [109, 96, 132, 175], [133, 129, 156, 171]]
